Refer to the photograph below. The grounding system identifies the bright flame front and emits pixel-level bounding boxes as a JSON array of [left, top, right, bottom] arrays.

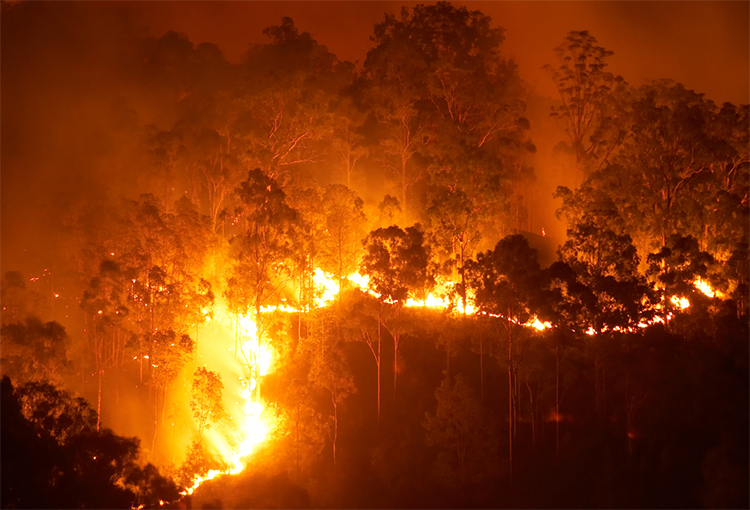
[[183, 310, 276, 496], [182, 268, 724, 496]]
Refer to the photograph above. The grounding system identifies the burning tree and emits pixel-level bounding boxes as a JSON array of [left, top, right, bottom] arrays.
[[190, 367, 225, 437], [319, 184, 368, 298], [229, 169, 300, 398]]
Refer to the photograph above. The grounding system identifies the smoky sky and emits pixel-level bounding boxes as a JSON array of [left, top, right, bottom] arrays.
[[136, 1, 749, 105], [2, 0, 748, 275]]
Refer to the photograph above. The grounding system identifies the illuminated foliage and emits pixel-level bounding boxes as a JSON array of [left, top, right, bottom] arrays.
[[361, 224, 435, 304], [2, 4, 748, 508], [0, 317, 69, 386], [330, 95, 369, 189], [237, 18, 351, 184], [150, 331, 194, 392], [190, 367, 225, 436], [15, 380, 97, 445], [589, 81, 749, 260], [365, 1, 530, 223], [231, 169, 300, 314], [318, 184, 368, 293], [425, 186, 485, 305]]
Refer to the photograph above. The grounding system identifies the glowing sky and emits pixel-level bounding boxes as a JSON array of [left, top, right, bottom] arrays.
[[136, 1, 749, 105]]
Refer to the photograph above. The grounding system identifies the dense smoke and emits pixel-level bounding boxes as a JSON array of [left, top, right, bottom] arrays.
[[2, 2, 747, 509]]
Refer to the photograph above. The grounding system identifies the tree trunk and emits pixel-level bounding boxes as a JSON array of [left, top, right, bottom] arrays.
[[162, 384, 168, 426], [94, 320, 103, 433], [626, 368, 633, 456], [446, 340, 451, 378], [526, 378, 536, 447], [594, 353, 601, 422], [332, 398, 338, 469], [377, 314, 381, 424], [114, 328, 120, 405], [298, 272, 303, 352], [393, 331, 399, 399], [513, 365, 519, 440], [97, 346, 102, 432], [151, 384, 159, 458], [149, 294, 155, 383], [345, 150, 352, 190], [138, 314, 143, 383], [507, 319, 513, 483], [602, 366, 606, 423], [256, 304, 262, 402], [401, 153, 408, 220], [82, 314, 88, 394], [295, 404, 301, 476], [480, 335, 484, 405], [556, 345, 560, 461]]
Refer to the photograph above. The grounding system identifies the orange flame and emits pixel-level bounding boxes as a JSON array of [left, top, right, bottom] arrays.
[[693, 277, 723, 298], [182, 269, 728, 495]]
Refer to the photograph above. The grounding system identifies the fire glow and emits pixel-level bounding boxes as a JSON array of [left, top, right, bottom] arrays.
[[693, 277, 723, 298], [182, 310, 275, 495], [182, 268, 722, 495]]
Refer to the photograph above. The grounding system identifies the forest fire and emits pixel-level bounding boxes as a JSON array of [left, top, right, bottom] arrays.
[[670, 295, 691, 310], [181, 311, 278, 495], [2, 2, 747, 509], [693, 277, 723, 299], [313, 269, 341, 307], [184, 268, 556, 495]]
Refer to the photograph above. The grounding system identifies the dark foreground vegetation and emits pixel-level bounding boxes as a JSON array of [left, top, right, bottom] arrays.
[[2, 1, 747, 508], [3, 297, 747, 508]]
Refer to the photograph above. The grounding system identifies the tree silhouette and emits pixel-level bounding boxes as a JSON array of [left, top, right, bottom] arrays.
[[362, 224, 435, 395], [423, 375, 495, 502], [545, 30, 627, 183]]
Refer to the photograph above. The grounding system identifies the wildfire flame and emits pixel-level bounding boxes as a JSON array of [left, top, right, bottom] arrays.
[[693, 277, 723, 298], [181, 267, 724, 496], [313, 268, 340, 307], [231, 388, 269, 471], [182, 310, 276, 496], [670, 295, 690, 310]]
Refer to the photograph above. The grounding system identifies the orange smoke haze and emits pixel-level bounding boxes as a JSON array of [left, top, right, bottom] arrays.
[[137, 1, 748, 106]]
